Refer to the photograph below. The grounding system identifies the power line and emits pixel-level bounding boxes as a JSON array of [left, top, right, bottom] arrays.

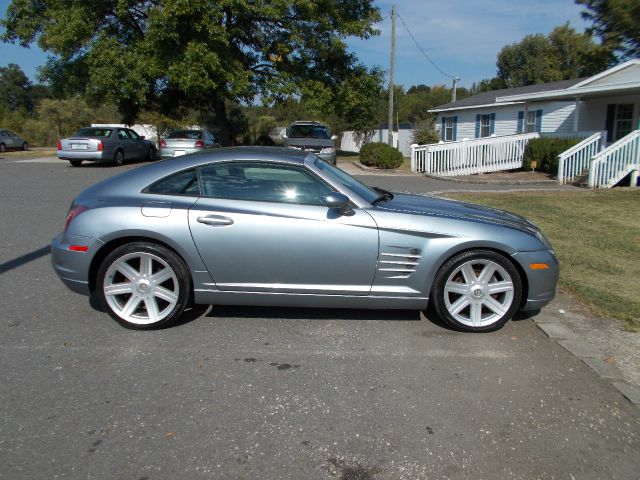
[[396, 12, 453, 80]]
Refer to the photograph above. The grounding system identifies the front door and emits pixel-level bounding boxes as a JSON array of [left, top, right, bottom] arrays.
[[188, 161, 379, 295]]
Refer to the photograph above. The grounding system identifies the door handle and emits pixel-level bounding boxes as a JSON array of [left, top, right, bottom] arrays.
[[197, 215, 234, 226]]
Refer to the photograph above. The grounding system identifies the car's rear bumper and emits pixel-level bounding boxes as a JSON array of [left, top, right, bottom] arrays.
[[160, 147, 201, 159], [51, 233, 104, 295], [512, 250, 559, 311], [57, 150, 104, 161]]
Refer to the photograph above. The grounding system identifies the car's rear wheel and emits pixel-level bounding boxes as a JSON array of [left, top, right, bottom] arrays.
[[146, 146, 155, 162], [0, 143, 5, 153], [69, 160, 82, 167], [113, 149, 124, 166], [22, 142, 28, 151], [430, 250, 521, 332], [97, 242, 191, 329]]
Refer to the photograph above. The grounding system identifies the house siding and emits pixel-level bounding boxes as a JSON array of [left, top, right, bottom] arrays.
[[435, 101, 575, 141], [586, 64, 640, 87], [578, 94, 640, 133]]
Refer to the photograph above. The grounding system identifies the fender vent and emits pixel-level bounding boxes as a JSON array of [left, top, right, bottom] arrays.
[[377, 248, 421, 279]]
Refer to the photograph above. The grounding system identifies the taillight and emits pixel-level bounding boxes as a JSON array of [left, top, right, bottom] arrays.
[[97, 141, 104, 151], [194, 140, 205, 148], [64, 204, 88, 232], [57, 140, 62, 150], [160, 139, 167, 148]]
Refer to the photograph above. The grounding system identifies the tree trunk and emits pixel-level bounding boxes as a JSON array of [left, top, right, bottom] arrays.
[[213, 99, 232, 146]]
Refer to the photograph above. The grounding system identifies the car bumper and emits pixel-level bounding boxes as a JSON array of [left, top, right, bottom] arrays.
[[51, 233, 104, 295], [160, 147, 202, 159], [512, 250, 559, 311], [57, 150, 105, 161]]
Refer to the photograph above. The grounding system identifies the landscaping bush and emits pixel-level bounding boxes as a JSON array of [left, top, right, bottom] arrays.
[[523, 137, 581, 173], [359, 142, 403, 169]]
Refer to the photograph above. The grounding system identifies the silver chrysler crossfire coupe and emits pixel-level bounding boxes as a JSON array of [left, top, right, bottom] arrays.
[[51, 147, 558, 332]]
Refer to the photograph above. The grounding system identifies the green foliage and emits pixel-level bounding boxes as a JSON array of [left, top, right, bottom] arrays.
[[0, 63, 49, 113], [411, 116, 440, 145], [1, 0, 383, 145], [523, 137, 582, 173], [577, 0, 640, 59], [359, 142, 403, 169], [495, 24, 613, 88]]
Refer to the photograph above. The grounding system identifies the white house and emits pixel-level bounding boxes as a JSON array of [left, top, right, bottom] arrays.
[[414, 60, 640, 188], [340, 123, 415, 157]]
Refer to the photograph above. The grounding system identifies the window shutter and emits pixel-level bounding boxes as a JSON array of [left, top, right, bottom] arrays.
[[475, 114, 481, 138], [441, 117, 446, 141], [605, 104, 615, 142], [453, 116, 458, 141], [535, 110, 543, 133], [517, 111, 524, 134], [490, 113, 496, 135]]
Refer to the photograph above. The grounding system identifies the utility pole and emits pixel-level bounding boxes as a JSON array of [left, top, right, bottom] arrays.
[[451, 76, 460, 102], [387, 4, 396, 146]]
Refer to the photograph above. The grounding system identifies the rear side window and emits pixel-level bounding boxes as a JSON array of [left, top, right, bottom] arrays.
[[167, 130, 202, 140], [73, 128, 113, 137], [144, 168, 199, 196]]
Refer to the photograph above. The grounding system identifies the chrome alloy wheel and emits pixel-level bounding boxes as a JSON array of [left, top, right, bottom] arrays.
[[103, 252, 179, 325], [443, 259, 515, 328]]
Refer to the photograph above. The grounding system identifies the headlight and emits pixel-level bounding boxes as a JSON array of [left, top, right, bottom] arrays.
[[320, 147, 335, 154]]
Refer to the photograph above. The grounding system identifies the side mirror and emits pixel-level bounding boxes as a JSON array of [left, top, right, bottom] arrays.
[[324, 192, 352, 214], [282, 133, 288, 139], [331, 135, 338, 141], [140, 135, 146, 139]]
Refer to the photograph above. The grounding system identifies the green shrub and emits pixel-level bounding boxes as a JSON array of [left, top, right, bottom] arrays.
[[523, 137, 582, 173], [359, 142, 403, 169]]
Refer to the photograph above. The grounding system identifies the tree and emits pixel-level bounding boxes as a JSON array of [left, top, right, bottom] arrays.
[[577, 0, 640, 59], [0, 63, 34, 112], [2, 0, 382, 145], [496, 25, 612, 88]]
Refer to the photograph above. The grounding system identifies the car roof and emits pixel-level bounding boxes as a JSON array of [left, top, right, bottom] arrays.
[[288, 121, 327, 127], [77, 147, 313, 199]]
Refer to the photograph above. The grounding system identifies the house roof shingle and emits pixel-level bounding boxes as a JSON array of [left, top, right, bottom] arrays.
[[430, 78, 584, 112]]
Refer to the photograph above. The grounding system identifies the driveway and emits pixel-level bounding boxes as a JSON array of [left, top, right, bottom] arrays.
[[1, 157, 639, 479]]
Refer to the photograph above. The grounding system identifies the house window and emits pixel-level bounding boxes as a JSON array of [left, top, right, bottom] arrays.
[[444, 117, 454, 141], [480, 114, 491, 137], [614, 104, 634, 141], [526, 111, 537, 133]]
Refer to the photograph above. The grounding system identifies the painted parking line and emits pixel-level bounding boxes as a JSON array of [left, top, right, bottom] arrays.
[[13, 157, 63, 163]]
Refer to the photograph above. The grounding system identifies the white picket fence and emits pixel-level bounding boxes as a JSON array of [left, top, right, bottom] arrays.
[[557, 131, 606, 185], [589, 130, 640, 188], [411, 133, 539, 175]]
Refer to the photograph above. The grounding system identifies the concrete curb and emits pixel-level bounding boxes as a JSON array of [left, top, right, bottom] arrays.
[[532, 313, 638, 407], [422, 173, 557, 185]]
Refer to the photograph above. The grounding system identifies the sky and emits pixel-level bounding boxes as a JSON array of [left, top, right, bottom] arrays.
[[0, 0, 590, 89]]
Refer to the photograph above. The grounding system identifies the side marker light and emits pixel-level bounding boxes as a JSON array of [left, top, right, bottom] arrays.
[[529, 263, 549, 270], [69, 245, 89, 252]]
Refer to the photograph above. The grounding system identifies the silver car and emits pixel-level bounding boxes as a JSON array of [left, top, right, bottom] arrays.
[[284, 121, 337, 164], [57, 126, 157, 167], [51, 147, 558, 332], [160, 129, 218, 159], [0, 128, 28, 152]]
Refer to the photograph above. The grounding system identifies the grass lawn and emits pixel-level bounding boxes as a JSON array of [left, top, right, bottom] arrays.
[[0, 147, 56, 160], [446, 189, 640, 330]]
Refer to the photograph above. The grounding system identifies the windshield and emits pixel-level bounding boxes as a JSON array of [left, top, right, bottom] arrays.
[[74, 128, 112, 137], [167, 130, 203, 140], [313, 158, 380, 204], [288, 125, 330, 139]]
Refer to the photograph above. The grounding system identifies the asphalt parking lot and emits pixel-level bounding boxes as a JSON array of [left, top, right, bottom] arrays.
[[1, 157, 639, 479]]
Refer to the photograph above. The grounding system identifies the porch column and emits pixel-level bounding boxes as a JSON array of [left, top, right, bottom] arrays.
[[573, 97, 581, 132]]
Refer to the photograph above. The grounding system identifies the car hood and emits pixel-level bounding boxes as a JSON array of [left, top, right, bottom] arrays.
[[286, 138, 334, 148], [373, 193, 539, 234]]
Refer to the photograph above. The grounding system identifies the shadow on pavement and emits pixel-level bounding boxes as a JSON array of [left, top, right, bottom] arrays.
[[205, 305, 421, 321], [0, 246, 50, 275]]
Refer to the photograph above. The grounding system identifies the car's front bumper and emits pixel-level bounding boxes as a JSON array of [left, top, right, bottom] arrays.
[[57, 150, 105, 161], [512, 249, 559, 311], [51, 233, 104, 295]]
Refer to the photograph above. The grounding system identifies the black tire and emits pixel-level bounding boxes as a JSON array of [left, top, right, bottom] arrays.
[[96, 242, 192, 330], [113, 149, 124, 166], [0, 143, 5, 153], [22, 142, 28, 151], [146, 146, 156, 162], [69, 160, 83, 167], [430, 249, 522, 333]]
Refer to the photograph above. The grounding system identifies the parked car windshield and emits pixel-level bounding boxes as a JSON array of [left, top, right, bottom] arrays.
[[74, 128, 112, 137], [288, 125, 330, 139], [167, 130, 203, 140], [312, 157, 380, 204]]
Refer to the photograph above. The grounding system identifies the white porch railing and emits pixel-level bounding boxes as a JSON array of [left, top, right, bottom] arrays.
[[557, 131, 606, 185], [589, 130, 640, 188], [411, 133, 539, 175]]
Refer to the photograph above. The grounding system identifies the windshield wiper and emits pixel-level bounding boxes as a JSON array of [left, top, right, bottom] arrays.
[[371, 186, 394, 204]]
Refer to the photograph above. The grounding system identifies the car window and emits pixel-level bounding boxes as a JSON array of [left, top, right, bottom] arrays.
[[199, 162, 333, 205], [127, 129, 140, 139], [0, 130, 6, 136], [118, 129, 131, 139], [313, 157, 380, 204], [144, 169, 199, 196], [288, 125, 330, 139], [167, 130, 202, 140], [74, 128, 113, 137]]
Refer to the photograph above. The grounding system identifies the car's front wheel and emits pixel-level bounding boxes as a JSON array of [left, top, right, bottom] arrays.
[[430, 250, 522, 332], [96, 242, 191, 329], [146, 146, 155, 162], [0, 143, 5, 153], [22, 142, 28, 151]]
